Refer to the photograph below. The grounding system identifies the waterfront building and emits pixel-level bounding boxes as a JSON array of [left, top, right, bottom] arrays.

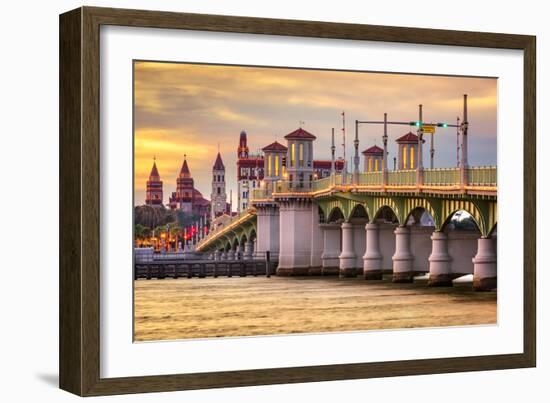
[[168, 155, 210, 216], [237, 130, 264, 212]]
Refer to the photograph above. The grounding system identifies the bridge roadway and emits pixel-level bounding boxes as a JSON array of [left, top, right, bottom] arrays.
[[197, 167, 497, 291]]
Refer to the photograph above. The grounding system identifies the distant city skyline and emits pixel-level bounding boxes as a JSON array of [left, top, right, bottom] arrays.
[[134, 61, 497, 207]]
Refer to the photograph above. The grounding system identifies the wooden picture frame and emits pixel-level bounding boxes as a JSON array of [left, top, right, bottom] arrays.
[[59, 6, 536, 396]]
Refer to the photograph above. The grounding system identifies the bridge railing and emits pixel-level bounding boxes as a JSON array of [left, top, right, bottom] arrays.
[[273, 180, 313, 193], [467, 166, 497, 186], [424, 167, 460, 185], [357, 171, 383, 185], [251, 188, 272, 200], [387, 169, 416, 185], [312, 176, 332, 191], [250, 167, 497, 200], [197, 209, 254, 248]]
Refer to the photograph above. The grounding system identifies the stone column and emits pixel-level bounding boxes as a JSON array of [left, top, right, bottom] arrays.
[[363, 223, 383, 280], [339, 222, 357, 277], [309, 206, 324, 275], [353, 223, 366, 275], [321, 223, 341, 275], [472, 237, 497, 291], [428, 231, 453, 286], [227, 249, 235, 260], [277, 199, 312, 276], [244, 241, 253, 260], [392, 225, 414, 282], [255, 205, 280, 260], [213, 250, 220, 261], [221, 250, 227, 260]]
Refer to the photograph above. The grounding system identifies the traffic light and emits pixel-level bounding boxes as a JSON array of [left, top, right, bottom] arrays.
[[437, 123, 448, 128], [409, 121, 421, 127]]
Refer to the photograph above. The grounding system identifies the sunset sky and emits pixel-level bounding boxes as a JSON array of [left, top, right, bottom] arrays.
[[134, 61, 497, 207]]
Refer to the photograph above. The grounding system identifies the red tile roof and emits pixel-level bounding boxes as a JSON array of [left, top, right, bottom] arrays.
[[362, 145, 384, 155], [284, 128, 317, 140], [262, 141, 288, 152], [396, 132, 419, 143]]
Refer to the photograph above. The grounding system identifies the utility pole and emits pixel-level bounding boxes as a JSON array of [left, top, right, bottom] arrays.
[[416, 104, 424, 186], [456, 116, 460, 167], [341, 111, 347, 184], [383, 113, 389, 186], [330, 128, 335, 184], [460, 94, 469, 186], [353, 119, 360, 184], [430, 117, 435, 169]]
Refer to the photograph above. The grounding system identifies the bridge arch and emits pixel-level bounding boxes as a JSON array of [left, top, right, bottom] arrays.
[[349, 203, 369, 222], [441, 209, 482, 234], [440, 200, 486, 235], [372, 204, 399, 224], [371, 197, 401, 224], [405, 206, 436, 227], [403, 198, 439, 227], [247, 227, 257, 242], [327, 206, 345, 223]]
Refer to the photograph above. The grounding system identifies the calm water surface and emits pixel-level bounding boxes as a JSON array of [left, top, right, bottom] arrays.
[[134, 276, 497, 341]]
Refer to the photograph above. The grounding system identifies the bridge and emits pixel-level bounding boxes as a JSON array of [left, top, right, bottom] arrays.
[[197, 165, 497, 291], [197, 97, 497, 291]]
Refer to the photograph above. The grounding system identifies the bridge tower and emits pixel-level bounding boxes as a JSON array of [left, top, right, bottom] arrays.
[[262, 141, 287, 191], [211, 152, 227, 220], [284, 128, 316, 189], [396, 132, 420, 170], [273, 128, 318, 275], [145, 158, 163, 206], [362, 145, 384, 172]]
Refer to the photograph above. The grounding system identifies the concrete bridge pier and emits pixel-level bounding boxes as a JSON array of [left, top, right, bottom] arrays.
[[244, 241, 254, 260], [363, 223, 383, 280], [277, 199, 313, 276], [473, 237, 497, 291], [227, 249, 235, 260], [353, 222, 366, 276], [392, 225, 414, 282], [321, 223, 341, 275], [255, 205, 280, 261], [428, 231, 453, 286], [339, 222, 357, 277], [309, 206, 324, 275]]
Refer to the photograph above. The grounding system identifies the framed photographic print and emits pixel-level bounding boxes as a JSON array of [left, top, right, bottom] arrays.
[[59, 6, 536, 396]]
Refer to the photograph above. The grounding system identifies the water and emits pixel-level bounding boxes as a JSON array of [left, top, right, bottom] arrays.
[[134, 276, 496, 342]]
